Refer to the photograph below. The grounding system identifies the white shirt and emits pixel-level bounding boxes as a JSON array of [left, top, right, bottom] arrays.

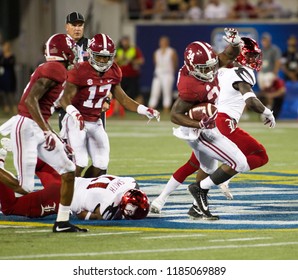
[[154, 47, 176, 75], [71, 175, 137, 220], [217, 66, 256, 122], [204, 3, 229, 19]]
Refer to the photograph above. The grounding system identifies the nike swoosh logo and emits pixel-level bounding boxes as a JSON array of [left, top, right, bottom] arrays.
[[193, 207, 203, 215], [200, 196, 209, 211], [55, 226, 71, 232]]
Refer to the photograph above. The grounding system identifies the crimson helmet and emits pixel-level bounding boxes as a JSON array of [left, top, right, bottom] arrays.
[[120, 189, 149, 220], [184, 41, 218, 82], [236, 37, 262, 71], [87, 33, 115, 72], [44, 33, 76, 64]]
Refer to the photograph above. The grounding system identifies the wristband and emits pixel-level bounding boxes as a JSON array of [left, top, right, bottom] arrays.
[[242, 92, 256, 101], [263, 107, 271, 116], [103, 96, 111, 105], [85, 212, 92, 220], [137, 104, 148, 115], [66, 104, 78, 115]]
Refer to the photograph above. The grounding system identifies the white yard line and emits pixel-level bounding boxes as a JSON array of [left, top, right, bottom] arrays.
[[1, 241, 298, 260], [141, 234, 205, 240]]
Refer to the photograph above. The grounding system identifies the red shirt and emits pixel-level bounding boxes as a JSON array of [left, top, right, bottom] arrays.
[[265, 77, 285, 93], [68, 62, 122, 122], [177, 65, 220, 104], [18, 62, 67, 121]]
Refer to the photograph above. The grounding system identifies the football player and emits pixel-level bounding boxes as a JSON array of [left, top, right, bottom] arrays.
[[9, 34, 87, 233], [0, 158, 149, 221], [151, 37, 275, 219], [59, 33, 160, 178]]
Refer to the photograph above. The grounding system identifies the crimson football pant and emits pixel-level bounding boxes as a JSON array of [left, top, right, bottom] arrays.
[[216, 113, 268, 170], [0, 159, 61, 218]]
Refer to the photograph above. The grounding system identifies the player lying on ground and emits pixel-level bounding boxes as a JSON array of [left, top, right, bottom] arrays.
[[0, 156, 149, 221]]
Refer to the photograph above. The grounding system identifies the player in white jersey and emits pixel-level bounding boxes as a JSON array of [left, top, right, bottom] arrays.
[[72, 175, 149, 220], [151, 37, 276, 219], [0, 157, 150, 221]]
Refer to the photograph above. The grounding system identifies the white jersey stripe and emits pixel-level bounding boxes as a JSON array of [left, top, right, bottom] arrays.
[[193, 41, 212, 61], [102, 34, 107, 50]]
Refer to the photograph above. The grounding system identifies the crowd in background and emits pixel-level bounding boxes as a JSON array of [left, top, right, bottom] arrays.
[[125, 0, 294, 21], [0, 0, 298, 118]]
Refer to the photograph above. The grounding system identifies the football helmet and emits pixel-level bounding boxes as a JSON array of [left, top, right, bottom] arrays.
[[87, 33, 115, 72], [184, 41, 218, 82], [44, 33, 76, 64], [236, 37, 262, 71], [120, 189, 149, 220]]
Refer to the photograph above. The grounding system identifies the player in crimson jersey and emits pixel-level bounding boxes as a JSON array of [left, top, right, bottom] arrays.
[[59, 33, 160, 178], [151, 37, 276, 219], [0, 155, 149, 221], [9, 34, 87, 233]]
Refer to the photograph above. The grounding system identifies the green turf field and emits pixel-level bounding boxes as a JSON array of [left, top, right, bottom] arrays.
[[0, 112, 297, 260]]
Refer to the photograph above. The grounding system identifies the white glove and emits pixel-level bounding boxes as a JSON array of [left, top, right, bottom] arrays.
[[261, 107, 276, 128], [66, 105, 84, 130], [137, 105, 160, 122], [223, 28, 241, 46]]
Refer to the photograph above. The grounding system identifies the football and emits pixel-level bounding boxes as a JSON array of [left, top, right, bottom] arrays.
[[188, 103, 218, 121]]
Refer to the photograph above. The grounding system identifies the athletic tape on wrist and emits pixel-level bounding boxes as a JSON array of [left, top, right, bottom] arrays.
[[242, 92, 256, 101]]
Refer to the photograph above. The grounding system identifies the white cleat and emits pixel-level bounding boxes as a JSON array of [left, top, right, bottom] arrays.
[[150, 197, 166, 214], [1, 137, 12, 152], [218, 183, 234, 200]]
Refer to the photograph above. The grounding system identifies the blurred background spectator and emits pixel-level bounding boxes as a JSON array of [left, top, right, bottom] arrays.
[[148, 36, 178, 114], [229, 0, 258, 19], [115, 35, 145, 105], [141, 0, 168, 20], [204, 0, 229, 20], [0, 41, 17, 114], [280, 35, 298, 82], [258, 75, 286, 119], [257, 32, 281, 92], [256, 0, 288, 19], [186, 0, 203, 20]]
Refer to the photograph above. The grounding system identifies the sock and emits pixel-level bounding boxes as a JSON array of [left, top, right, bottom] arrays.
[[158, 176, 181, 201], [56, 204, 71, 222], [200, 176, 215, 190]]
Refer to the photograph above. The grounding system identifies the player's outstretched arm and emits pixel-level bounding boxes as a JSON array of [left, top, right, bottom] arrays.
[[112, 84, 160, 121], [219, 28, 242, 68]]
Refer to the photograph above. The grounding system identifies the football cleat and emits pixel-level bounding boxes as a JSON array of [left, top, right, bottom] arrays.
[[188, 204, 203, 219], [53, 221, 88, 233], [150, 197, 166, 214], [218, 182, 233, 200], [188, 183, 219, 220]]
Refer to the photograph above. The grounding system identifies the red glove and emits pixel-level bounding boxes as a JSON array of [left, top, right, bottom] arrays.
[[44, 131, 56, 151]]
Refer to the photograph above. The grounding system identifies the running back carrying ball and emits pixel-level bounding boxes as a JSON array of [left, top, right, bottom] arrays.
[[188, 103, 218, 121]]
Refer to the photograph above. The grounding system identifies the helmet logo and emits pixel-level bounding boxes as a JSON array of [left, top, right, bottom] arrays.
[[123, 203, 138, 217], [87, 79, 93, 85]]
